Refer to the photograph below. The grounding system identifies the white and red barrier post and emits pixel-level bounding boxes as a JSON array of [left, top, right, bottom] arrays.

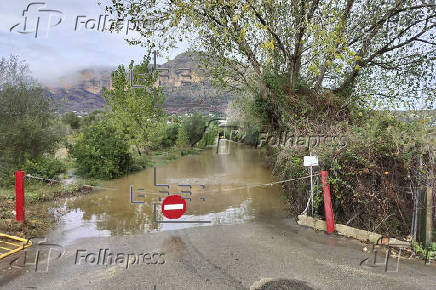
[[321, 170, 335, 233], [15, 171, 25, 222]]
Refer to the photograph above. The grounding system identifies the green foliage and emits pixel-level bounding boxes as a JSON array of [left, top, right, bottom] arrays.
[[108, 0, 435, 110], [130, 151, 155, 171], [412, 241, 436, 261], [161, 123, 179, 148], [0, 83, 63, 166], [102, 55, 165, 153], [241, 122, 260, 146], [230, 130, 242, 142], [181, 111, 206, 146], [81, 110, 105, 128], [67, 121, 133, 179], [198, 123, 218, 147], [0, 55, 64, 186], [22, 156, 66, 180], [62, 112, 81, 129], [0, 167, 17, 187], [314, 112, 427, 237], [176, 125, 190, 148], [270, 148, 309, 214], [265, 108, 431, 238]]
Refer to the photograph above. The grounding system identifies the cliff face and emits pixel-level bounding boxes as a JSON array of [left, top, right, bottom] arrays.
[[48, 53, 234, 114]]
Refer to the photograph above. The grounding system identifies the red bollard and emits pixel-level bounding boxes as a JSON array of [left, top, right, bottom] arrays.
[[321, 171, 335, 233], [15, 171, 25, 222]]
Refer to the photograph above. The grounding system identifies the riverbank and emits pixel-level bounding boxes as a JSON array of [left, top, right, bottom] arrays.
[[0, 147, 205, 238], [0, 182, 95, 237]]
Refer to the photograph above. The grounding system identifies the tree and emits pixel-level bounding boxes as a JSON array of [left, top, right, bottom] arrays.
[[68, 121, 132, 179], [107, 0, 435, 113], [102, 56, 165, 154], [0, 55, 63, 166], [176, 125, 190, 148], [81, 109, 105, 127], [63, 112, 81, 129], [181, 111, 207, 146]]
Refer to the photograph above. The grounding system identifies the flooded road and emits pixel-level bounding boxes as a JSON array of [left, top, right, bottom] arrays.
[[47, 140, 286, 245], [3, 140, 436, 290]]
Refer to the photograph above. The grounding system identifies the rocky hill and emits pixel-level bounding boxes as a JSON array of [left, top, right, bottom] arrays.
[[48, 53, 234, 115]]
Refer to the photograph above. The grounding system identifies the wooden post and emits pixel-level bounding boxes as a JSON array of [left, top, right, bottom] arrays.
[[15, 171, 25, 222], [321, 171, 335, 233]]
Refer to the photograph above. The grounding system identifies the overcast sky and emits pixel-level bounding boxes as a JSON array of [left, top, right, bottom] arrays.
[[0, 0, 187, 85]]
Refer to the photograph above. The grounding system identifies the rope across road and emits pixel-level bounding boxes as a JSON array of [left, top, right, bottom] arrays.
[[25, 172, 319, 194], [198, 173, 319, 195], [25, 174, 61, 183], [24, 174, 116, 190]]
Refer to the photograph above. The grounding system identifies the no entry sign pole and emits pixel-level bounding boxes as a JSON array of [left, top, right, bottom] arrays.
[[321, 170, 335, 233], [15, 171, 25, 222]]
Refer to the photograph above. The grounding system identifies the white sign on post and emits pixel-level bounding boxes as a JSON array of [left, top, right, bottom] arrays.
[[303, 155, 318, 217], [304, 156, 318, 167]]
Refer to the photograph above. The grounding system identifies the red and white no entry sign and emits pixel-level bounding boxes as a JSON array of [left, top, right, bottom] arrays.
[[161, 195, 186, 219]]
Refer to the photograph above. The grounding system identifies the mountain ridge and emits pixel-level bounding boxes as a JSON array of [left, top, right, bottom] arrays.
[[48, 53, 234, 114]]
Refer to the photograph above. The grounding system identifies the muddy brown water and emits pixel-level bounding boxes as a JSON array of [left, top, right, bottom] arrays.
[[46, 141, 287, 245]]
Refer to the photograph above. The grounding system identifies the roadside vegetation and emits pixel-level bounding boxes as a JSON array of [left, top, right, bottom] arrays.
[[0, 55, 217, 236], [1, 0, 434, 254], [106, 0, 435, 249]]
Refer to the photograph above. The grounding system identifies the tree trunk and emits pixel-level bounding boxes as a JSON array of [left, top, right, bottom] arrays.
[[136, 145, 142, 156]]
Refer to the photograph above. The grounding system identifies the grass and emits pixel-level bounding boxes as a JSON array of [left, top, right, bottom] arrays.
[[0, 179, 99, 202], [411, 240, 436, 261], [149, 147, 201, 166], [0, 145, 205, 238], [0, 180, 96, 237]]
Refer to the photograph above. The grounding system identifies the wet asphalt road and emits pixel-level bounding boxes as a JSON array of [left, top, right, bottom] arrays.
[[1, 218, 435, 290]]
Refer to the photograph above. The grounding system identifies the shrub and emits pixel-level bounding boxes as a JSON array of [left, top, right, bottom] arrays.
[[68, 121, 132, 179], [0, 167, 16, 187], [162, 123, 179, 148], [270, 111, 429, 238], [198, 124, 218, 147], [0, 81, 63, 166], [176, 125, 190, 148], [22, 156, 66, 179], [314, 114, 426, 237], [0, 55, 65, 186], [241, 122, 259, 146], [62, 112, 81, 129], [182, 112, 206, 146], [130, 152, 154, 171]]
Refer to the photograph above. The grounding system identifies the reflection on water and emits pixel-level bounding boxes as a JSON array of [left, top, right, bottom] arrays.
[[47, 141, 286, 245]]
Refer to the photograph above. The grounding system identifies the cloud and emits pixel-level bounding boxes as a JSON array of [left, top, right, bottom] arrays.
[[0, 0, 188, 85]]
